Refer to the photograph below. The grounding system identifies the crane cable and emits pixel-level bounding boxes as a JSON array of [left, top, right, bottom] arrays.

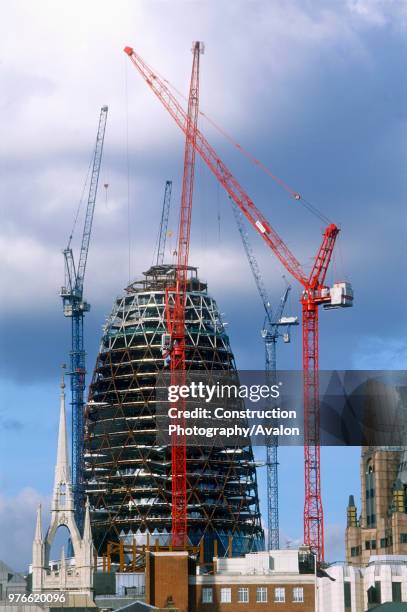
[[151, 66, 331, 226]]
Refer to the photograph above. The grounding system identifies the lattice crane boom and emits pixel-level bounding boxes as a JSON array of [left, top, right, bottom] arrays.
[[232, 204, 272, 323], [124, 46, 306, 288], [76, 107, 108, 292], [156, 180, 173, 265], [125, 46, 353, 562]]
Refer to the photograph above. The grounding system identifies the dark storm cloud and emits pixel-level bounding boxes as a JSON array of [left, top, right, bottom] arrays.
[[1, 0, 406, 386]]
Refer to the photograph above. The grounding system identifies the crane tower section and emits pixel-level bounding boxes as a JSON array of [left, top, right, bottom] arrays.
[[60, 105, 108, 526]]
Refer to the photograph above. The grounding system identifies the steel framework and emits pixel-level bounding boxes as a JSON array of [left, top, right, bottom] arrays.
[[61, 105, 108, 526], [84, 264, 264, 559], [124, 46, 353, 561]]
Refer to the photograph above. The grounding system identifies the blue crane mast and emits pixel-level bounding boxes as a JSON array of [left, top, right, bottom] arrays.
[[60, 105, 108, 528], [156, 180, 172, 265], [232, 204, 298, 550]]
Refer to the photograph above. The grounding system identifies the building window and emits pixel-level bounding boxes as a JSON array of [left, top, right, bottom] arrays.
[[256, 587, 267, 603], [202, 588, 213, 604], [238, 587, 249, 603], [367, 582, 381, 605], [400, 533, 407, 544], [351, 546, 361, 557], [344, 582, 351, 610], [275, 587, 285, 603], [392, 582, 402, 603], [293, 587, 304, 603], [221, 588, 231, 603], [366, 463, 376, 528]]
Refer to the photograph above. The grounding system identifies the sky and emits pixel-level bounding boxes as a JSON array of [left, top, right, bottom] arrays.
[[0, 0, 406, 571]]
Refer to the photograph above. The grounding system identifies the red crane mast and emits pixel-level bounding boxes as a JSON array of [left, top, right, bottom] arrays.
[[124, 45, 353, 561], [164, 41, 203, 547]]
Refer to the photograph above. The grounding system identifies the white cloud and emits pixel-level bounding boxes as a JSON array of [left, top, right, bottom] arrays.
[[352, 336, 407, 370], [0, 488, 49, 573], [347, 0, 407, 29]]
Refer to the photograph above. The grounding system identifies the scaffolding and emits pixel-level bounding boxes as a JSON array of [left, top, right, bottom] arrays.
[[84, 264, 264, 560]]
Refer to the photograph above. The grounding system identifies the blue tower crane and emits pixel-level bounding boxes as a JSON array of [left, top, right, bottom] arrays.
[[156, 180, 172, 265], [232, 204, 298, 550], [60, 105, 108, 528]]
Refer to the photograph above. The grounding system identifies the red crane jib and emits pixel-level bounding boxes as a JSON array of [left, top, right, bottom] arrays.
[[125, 45, 344, 562]]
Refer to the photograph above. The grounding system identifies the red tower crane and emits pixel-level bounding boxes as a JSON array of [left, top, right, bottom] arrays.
[[162, 41, 203, 547], [124, 45, 353, 561]]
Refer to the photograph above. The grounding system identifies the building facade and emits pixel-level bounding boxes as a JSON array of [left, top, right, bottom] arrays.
[[318, 555, 407, 611], [346, 447, 407, 566], [141, 548, 315, 612], [0, 561, 26, 602], [191, 549, 315, 611]]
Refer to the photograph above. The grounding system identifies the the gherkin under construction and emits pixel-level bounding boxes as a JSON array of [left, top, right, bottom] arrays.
[[84, 263, 264, 559]]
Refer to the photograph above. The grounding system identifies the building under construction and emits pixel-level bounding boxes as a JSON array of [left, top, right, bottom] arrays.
[[84, 263, 264, 560]]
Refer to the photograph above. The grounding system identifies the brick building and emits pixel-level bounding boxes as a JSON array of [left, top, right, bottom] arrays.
[[144, 548, 315, 611]]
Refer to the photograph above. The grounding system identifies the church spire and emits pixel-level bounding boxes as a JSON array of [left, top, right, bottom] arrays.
[[83, 497, 92, 543], [34, 504, 42, 542], [51, 367, 74, 513], [32, 370, 94, 596]]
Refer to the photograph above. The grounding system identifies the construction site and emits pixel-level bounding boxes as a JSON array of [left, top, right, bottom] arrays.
[[6, 33, 406, 612]]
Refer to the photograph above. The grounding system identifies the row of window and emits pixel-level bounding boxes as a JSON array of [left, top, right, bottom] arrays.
[[202, 586, 304, 604], [364, 533, 407, 552]]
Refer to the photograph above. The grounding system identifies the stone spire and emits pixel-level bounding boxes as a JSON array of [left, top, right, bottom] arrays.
[[32, 370, 94, 598], [83, 497, 92, 544], [51, 369, 74, 513], [34, 505, 43, 542]]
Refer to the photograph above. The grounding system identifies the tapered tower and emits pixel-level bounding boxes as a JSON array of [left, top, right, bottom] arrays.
[[84, 264, 264, 559]]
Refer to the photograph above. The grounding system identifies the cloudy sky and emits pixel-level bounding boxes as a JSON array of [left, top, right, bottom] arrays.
[[0, 0, 406, 570]]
